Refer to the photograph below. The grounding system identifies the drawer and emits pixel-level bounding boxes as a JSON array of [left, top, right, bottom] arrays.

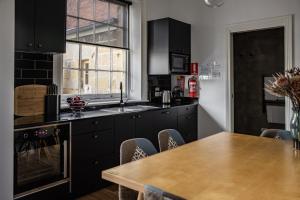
[[177, 104, 197, 116], [93, 130, 115, 156], [72, 116, 113, 134]]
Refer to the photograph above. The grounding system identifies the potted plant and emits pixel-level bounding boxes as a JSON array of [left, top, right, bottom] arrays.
[[265, 68, 300, 149]]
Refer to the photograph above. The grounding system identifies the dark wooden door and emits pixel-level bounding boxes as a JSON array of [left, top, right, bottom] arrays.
[[15, 0, 35, 51], [233, 28, 285, 135], [35, 0, 66, 53]]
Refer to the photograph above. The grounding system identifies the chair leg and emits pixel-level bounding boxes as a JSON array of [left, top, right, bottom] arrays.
[[137, 192, 144, 200]]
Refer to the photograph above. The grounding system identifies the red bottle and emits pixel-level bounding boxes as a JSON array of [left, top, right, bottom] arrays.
[[190, 63, 199, 75]]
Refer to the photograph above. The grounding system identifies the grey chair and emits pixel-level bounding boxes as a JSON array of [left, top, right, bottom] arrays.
[[158, 129, 185, 152], [144, 185, 186, 200], [119, 138, 158, 200], [260, 129, 293, 140]]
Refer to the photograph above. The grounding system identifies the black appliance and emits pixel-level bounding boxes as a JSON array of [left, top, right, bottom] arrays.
[[170, 53, 190, 74], [14, 123, 71, 199]]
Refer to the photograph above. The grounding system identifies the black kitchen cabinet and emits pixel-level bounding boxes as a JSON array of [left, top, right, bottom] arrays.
[[114, 113, 136, 161], [178, 105, 198, 143], [70, 105, 197, 198], [148, 18, 191, 75], [169, 19, 191, 55], [135, 111, 160, 149], [15, 0, 66, 53], [71, 117, 115, 197]]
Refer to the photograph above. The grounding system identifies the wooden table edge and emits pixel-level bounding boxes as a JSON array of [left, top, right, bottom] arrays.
[[102, 170, 144, 192]]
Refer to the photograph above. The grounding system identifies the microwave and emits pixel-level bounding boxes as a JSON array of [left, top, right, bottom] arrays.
[[170, 53, 190, 74]]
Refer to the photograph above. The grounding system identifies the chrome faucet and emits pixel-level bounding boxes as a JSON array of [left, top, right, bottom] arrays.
[[120, 82, 125, 110]]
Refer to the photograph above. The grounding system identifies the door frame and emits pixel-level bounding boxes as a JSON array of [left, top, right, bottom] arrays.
[[226, 15, 293, 132]]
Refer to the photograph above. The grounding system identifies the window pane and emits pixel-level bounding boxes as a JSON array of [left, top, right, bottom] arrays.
[[97, 47, 111, 70], [109, 26, 127, 48], [79, 19, 94, 43], [109, 3, 128, 27], [79, 0, 93, 20], [63, 69, 79, 94], [80, 70, 96, 94], [112, 49, 126, 71], [97, 71, 110, 94], [81, 45, 96, 69], [111, 72, 125, 94], [66, 17, 78, 41], [64, 43, 80, 69], [94, 23, 110, 45], [95, 0, 109, 22], [67, 0, 78, 16]]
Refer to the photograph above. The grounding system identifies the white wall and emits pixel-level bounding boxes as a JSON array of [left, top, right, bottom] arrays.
[[144, 0, 300, 136], [0, 0, 14, 199]]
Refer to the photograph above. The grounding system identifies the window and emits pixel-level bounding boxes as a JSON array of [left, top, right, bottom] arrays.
[[63, 0, 129, 99]]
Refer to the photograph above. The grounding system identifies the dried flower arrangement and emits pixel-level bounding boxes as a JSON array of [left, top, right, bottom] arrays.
[[265, 68, 300, 110]]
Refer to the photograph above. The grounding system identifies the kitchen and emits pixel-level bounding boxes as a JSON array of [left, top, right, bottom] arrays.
[[1, 0, 300, 200]]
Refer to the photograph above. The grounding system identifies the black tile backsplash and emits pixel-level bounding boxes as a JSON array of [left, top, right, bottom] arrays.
[[15, 52, 53, 87]]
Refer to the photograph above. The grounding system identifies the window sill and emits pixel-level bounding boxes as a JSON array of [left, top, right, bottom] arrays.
[[61, 99, 149, 109]]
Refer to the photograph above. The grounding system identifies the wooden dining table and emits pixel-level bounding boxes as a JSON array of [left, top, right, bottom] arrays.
[[102, 132, 300, 200]]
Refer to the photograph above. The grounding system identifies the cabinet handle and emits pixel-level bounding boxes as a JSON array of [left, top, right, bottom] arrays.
[[186, 116, 192, 120], [94, 160, 100, 165], [37, 43, 43, 48], [162, 111, 170, 115], [93, 121, 99, 125], [137, 114, 142, 119], [131, 115, 136, 119], [93, 135, 99, 139], [27, 43, 33, 47]]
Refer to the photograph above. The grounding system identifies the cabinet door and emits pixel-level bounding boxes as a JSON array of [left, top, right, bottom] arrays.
[[154, 109, 178, 138], [169, 19, 191, 55], [15, 0, 35, 51], [178, 113, 197, 143], [72, 134, 96, 196], [135, 111, 158, 149], [35, 0, 66, 53], [114, 114, 136, 162]]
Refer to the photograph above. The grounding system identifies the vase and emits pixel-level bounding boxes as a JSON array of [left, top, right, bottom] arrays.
[[290, 108, 300, 150]]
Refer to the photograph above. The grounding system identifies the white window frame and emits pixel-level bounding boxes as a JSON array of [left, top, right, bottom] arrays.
[[59, 0, 130, 104]]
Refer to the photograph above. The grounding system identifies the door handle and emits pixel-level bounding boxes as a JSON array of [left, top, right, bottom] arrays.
[[27, 43, 33, 47]]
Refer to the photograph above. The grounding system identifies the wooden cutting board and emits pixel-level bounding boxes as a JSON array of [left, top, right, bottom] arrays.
[[14, 84, 47, 116]]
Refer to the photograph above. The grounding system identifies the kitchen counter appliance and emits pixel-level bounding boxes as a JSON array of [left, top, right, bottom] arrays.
[[14, 122, 71, 199]]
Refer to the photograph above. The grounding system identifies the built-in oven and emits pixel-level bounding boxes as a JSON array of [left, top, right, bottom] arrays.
[[170, 53, 190, 74], [14, 122, 71, 199]]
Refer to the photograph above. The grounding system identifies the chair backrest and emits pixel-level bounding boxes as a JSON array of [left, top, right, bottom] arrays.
[[260, 129, 293, 140], [158, 129, 185, 152], [119, 138, 158, 200], [144, 185, 186, 200]]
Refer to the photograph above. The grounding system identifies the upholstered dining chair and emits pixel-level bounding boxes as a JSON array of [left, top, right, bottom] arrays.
[[158, 129, 185, 152], [144, 185, 186, 200], [260, 129, 293, 140], [119, 138, 158, 200]]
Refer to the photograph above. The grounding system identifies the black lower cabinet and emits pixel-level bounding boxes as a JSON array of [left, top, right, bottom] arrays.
[[70, 104, 197, 198], [178, 113, 198, 143], [114, 113, 136, 162], [71, 128, 116, 197], [135, 111, 160, 149]]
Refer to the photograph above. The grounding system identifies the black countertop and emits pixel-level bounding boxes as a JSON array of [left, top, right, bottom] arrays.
[[14, 101, 198, 130]]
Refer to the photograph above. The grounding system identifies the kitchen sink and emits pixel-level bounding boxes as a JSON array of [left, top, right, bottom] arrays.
[[101, 105, 159, 113]]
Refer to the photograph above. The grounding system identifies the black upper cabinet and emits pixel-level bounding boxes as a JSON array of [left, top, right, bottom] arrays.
[[148, 18, 191, 75], [15, 0, 66, 53], [169, 19, 191, 55], [15, 0, 35, 52]]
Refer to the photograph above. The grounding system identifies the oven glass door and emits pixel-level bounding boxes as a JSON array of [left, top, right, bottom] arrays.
[[14, 124, 70, 195], [171, 54, 189, 73]]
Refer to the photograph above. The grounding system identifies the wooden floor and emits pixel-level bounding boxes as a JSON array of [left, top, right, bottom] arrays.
[[78, 185, 118, 200]]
